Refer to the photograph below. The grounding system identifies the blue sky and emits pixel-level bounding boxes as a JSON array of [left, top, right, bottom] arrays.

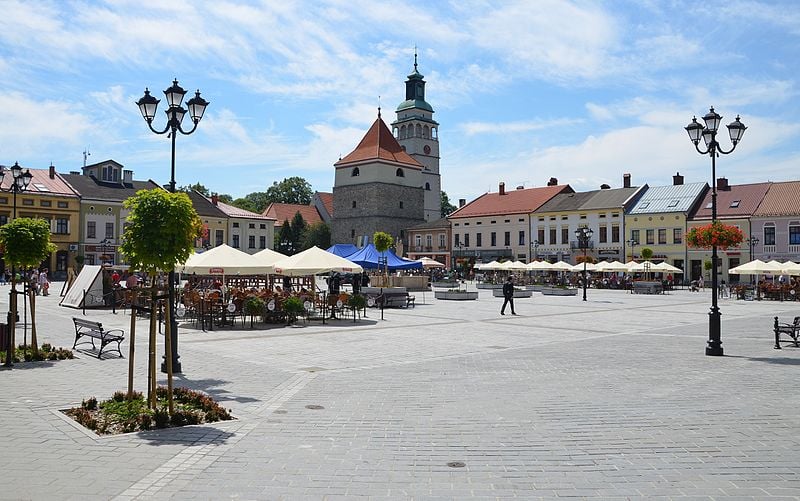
[[0, 0, 798, 202]]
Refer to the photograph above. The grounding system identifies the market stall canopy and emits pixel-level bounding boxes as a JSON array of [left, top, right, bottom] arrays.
[[178, 244, 270, 275], [326, 244, 359, 257], [345, 243, 422, 270], [594, 260, 629, 272], [417, 256, 445, 268], [253, 247, 287, 266], [728, 259, 783, 275], [269, 246, 363, 277]]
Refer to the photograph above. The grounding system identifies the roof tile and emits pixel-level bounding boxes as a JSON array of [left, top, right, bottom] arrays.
[[691, 182, 771, 220], [264, 203, 323, 226], [334, 117, 422, 168], [449, 184, 573, 219], [753, 180, 800, 217]]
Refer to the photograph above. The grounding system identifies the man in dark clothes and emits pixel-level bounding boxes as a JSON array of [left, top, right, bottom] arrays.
[[501, 276, 517, 315]]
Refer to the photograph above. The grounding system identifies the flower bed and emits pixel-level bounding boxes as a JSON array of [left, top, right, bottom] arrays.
[[0, 343, 73, 363], [687, 222, 744, 249]]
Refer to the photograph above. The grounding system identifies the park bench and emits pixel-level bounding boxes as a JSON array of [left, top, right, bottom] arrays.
[[774, 316, 800, 349], [72, 317, 125, 358], [363, 287, 415, 309]]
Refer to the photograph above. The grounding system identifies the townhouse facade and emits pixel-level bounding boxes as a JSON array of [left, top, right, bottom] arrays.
[[405, 217, 452, 268], [751, 180, 800, 263]]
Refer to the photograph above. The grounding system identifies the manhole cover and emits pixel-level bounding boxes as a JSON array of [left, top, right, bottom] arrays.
[[273, 410, 287, 414], [447, 461, 466, 468], [305, 405, 325, 410]]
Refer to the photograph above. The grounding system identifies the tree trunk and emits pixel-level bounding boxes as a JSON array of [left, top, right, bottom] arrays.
[[127, 289, 138, 400], [28, 288, 39, 358]]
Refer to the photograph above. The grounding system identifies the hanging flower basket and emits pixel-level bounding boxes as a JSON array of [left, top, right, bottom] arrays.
[[686, 222, 744, 250]]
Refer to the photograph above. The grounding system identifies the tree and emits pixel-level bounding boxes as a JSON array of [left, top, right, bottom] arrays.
[[441, 191, 457, 217], [178, 183, 233, 205], [302, 222, 331, 250], [265, 177, 313, 205], [121, 189, 202, 410], [275, 221, 294, 255], [289, 212, 307, 247], [640, 247, 653, 260], [0, 218, 57, 360], [373, 231, 394, 276], [230, 192, 270, 214]]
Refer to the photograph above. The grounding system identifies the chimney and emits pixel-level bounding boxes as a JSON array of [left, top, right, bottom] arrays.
[[600, 183, 610, 189], [499, 182, 505, 195], [673, 172, 684, 185], [516, 185, 524, 190], [547, 177, 558, 186], [123, 170, 133, 184], [717, 177, 730, 191], [69, 171, 80, 175], [623, 173, 631, 188], [458, 198, 466, 207], [49, 164, 55, 179], [211, 194, 219, 206]]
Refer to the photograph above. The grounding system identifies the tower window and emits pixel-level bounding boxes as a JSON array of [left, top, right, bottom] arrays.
[[400, 201, 404, 209], [396, 168, 404, 177], [351, 167, 360, 177], [423, 145, 431, 155], [351, 229, 355, 238], [352, 201, 357, 208], [425, 182, 430, 191]]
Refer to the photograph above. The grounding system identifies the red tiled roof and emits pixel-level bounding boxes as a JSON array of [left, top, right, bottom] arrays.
[[1, 166, 79, 197], [691, 182, 771, 220], [449, 184, 573, 219], [316, 192, 333, 215], [264, 203, 322, 226], [215, 199, 275, 220], [753, 180, 800, 217], [334, 117, 422, 169]]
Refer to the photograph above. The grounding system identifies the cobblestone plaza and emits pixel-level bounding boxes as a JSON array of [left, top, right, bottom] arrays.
[[1, 284, 798, 500]]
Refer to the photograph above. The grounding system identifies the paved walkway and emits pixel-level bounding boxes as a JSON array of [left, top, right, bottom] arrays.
[[1, 283, 799, 500]]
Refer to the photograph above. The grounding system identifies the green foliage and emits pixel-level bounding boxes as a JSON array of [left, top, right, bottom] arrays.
[[230, 192, 270, 213], [178, 182, 210, 196], [302, 222, 331, 250], [347, 294, 366, 309], [289, 212, 307, 245], [704, 259, 713, 271], [276, 221, 295, 254], [441, 191, 457, 217], [1, 343, 73, 363], [373, 231, 393, 253], [121, 190, 202, 274], [640, 247, 654, 260], [0, 218, 57, 269], [243, 296, 265, 316], [283, 296, 305, 314], [265, 177, 313, 205]]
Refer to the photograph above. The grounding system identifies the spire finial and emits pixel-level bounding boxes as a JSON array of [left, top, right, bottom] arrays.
[[378, 95, 381, 118], [414, 45, 418, 72]]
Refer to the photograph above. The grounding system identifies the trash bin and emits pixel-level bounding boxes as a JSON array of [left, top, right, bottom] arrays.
[[0, 323, 7, 352]]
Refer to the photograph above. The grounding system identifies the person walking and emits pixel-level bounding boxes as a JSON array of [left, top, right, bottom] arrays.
[[38, 268, 50, 296], [500, 276, 517, 315]]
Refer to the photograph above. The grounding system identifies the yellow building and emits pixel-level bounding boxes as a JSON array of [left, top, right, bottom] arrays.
[[0, 165, 81, 279]]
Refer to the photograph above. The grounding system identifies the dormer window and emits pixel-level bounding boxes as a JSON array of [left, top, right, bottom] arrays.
[[101, 165, 119, 182], [396, 168, 404, 177], [351, 167, 360, 177], [730, 200, 741, 208]]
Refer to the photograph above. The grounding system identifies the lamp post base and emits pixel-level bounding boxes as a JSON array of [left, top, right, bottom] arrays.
[[706, 309, 723, 356]]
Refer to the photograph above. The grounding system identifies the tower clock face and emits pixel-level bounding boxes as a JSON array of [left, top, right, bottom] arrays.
[[424, 145, 431, 154]]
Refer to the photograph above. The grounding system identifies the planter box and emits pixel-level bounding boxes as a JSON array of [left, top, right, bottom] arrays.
[[526, 284, 544, 291], [476, 283, 503, 289], [540, 287, 578, 296], [434, 291, 479, 300], [431, 281, 459, 288], [492, 289, 533, 298]]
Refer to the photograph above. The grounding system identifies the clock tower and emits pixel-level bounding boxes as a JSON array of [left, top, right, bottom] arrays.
[[391, 54, 441, 221]]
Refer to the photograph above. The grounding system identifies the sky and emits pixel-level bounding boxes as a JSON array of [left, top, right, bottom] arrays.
[[0, 0, 798, 204]]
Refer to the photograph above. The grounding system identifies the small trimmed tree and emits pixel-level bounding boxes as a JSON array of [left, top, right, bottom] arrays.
[[0, 218, 57, 360], [373, 231, 394, 276], [120, 189, 201, 410]]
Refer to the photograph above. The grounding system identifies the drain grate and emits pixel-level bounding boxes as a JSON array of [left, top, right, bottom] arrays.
[[447, 461, 466, 468], [305, 404, 325, 410]]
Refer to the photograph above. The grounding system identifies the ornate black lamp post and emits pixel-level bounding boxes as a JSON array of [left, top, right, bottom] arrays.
[[747, 235, 759, 286], [137, 80, 209, 373], [627, 238, 638, 262], [685, 107, 746, 356], [1, 162, 33, 367], [530, 239, 539, 261], [575, 227, 593, 302]]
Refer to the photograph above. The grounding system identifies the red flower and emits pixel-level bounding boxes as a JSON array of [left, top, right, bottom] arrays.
[[687, 222, 744, 250]]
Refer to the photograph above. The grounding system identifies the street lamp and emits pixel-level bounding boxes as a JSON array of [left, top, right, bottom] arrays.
[[686, 107, 746, 357], [747, 235, 759, 285], [575, 227, 594, 302], [137, 79, 209, 373], [1, 162, 33, 367], [627, 238, 638, 262], [530, 239, 539, 261]]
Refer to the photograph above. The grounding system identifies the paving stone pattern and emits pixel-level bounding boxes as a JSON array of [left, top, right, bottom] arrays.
[[0, 283, 798, 500]]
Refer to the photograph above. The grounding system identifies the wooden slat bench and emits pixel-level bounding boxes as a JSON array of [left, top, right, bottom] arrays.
[[774, 315, 800, 349], [72, 317, 125, 358]]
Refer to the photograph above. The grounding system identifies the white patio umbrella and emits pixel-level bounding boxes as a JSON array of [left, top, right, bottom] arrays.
[[527, 260, 553, 271], [549, 261, 573, 271], [499, 260, 529, 271], [477, 260, 504, 271], [570, 262, 597, 272], [594, 260, 630, 272], [627, 261, 657, 272], [652, 262, 683, 273], [728, 259, 783, 275], [268, 246, 363, 276], [179, 244, 271, 275], [253, 247, 287, 267], [417, 256, 445, 268], [780, 261, 800, 275]]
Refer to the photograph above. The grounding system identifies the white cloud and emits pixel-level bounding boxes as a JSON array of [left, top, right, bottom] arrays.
[[459, 118, 583, 136]]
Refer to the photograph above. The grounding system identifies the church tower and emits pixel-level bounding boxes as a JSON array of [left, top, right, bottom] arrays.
[[391, 53, 441, 221]]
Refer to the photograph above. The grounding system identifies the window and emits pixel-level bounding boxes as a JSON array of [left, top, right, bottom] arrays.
[[646, 229, 654, 245], [519, 218, 525, 222], [454, 234, 460, 246], [0, 197, 6, 204], [631, 229, 640, 244], [611, 225, 620, 243], [518, 231, 525, 246], [639, 202, 650, 209], [105, 222, 114, 238], [232, 235, 240, 248], [549, 228, 557, 245], [55, 218, 69, 234], [249, 223, 255, 229], [705, 202, 713, 209], [439, 234, 445, 249], [58, 201, 68, 208], [426, 235, 432, 248], [599, 213, 606, 219], [538, 228, 545, 245], [259, 236, 266, 249], [351, 167, 360, 177], [504, 231, 510, 246], [673, 228, 682, 244], [40, 200, 51, 207], [730, 200, 741, 208], [215, 229, 224, 246], [667, 200, 679, 208], [561, 227, 569, 244], [425, 182, 430, 190], [248, 235, 255, 248], [351, 229, 355, 238], [415, 235, 422, 248], [658, 228, 667, 244], [0, 215, 7, 226], [23, 199, 33, 206], [599, 226, 608, 243], [352, 201, 357, 208], [399, 201, 403, 209], [476, 233, 482, 247], [790, 225, 800, 245], [396, 168, 404, 177], [491, 232, 497, 247], [764, 225, 776, 245], [464, 234, 470, 247], [233, 222, 239, 228], [87, 221, 96, 239], [260, 224, 266, 229]]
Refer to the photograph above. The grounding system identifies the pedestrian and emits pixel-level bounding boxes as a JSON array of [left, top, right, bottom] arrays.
[[500, 276, 517, 315], [38, 268, 50, 296], [698, 275, 704, 290]]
